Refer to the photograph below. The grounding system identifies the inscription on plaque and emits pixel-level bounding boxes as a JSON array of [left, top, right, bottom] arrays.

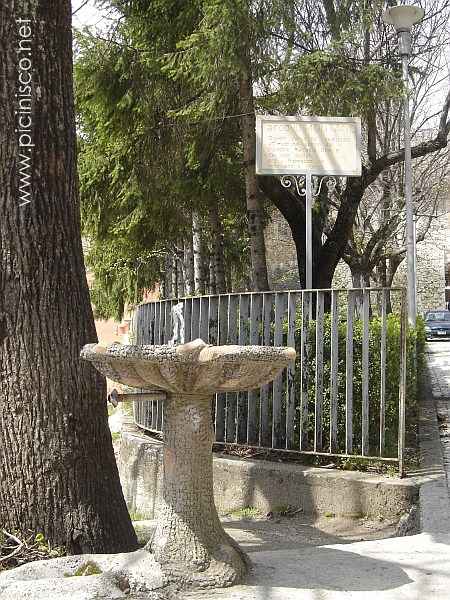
[[256, 116, 361, 176]]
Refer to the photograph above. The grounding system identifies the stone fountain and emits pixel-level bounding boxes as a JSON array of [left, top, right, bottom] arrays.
[[80, 321, 295, 589]]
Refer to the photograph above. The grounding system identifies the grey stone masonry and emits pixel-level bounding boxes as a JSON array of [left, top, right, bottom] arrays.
[[264, 206, 448, 310], [395, 216, 446, 313]]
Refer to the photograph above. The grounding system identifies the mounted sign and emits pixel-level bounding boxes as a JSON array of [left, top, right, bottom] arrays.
[[255, 115, 362, 292], [255, 115, 362, 177]]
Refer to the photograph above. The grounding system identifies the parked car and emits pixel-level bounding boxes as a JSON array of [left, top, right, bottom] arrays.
[[424, 310, 450, 341]]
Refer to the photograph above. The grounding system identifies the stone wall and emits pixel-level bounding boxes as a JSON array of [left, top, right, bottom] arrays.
[[445, 198, 450, 303], [392, 215, 447, 313], [265, 208, 448, 311], [264, 209, 301, 290]]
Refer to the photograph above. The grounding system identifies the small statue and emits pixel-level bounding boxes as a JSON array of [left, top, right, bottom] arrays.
[[168, 302, 185, 346]]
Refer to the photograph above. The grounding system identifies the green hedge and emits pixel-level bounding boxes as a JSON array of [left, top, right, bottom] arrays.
[[292, 314, 425, 458]]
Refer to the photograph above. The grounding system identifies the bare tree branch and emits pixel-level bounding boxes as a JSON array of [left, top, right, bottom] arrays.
[[366, 89, 450, 186]]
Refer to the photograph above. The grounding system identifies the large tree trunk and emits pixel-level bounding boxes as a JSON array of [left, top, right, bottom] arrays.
[[258, 169, 365, 291], [239, 57, 269, 291], [385, 255, 405, 314], [164, 254, 173, 299], [349, 264, 367, 317], [149, 393, 248, 587], [0, 1, 137, 552], [209, 255, 217, 295], [225, 263, 233, 294], [351, 266, 365, 289], [171, 255, 179, 298], [176, 247, 186, 297]]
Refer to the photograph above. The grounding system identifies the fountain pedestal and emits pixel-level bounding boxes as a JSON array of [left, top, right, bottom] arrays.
[[151, 393, 247, 587], [81, 338, 295, 589]]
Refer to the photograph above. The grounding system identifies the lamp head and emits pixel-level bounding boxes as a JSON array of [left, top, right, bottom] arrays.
[[382, 5, 425, 32]]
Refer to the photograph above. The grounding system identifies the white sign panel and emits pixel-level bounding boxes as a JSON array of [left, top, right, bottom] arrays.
[[256, 115, 362, 177]]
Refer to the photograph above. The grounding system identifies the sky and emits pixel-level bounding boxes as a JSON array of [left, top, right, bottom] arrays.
[[72, 0, 106, 30]]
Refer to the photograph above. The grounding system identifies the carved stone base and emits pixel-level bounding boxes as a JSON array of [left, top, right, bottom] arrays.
[[147, 393, 249, 588]]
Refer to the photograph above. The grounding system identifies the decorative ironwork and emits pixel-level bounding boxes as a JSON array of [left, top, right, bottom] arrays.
[[280, 175, 342, 198], [280, 175, 306, 197], [313, 175, 339, 197], [133, 288, 407, 474]]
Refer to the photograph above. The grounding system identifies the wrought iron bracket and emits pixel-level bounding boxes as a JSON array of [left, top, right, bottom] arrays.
[[280, 174, 344, 198]]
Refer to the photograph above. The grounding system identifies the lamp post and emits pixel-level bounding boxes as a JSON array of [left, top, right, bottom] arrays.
[[383, 4, 424, 326]]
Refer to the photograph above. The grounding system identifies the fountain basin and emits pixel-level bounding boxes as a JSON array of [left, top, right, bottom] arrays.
[[81, 338, 295, 589], [81, 338, 296, 395]]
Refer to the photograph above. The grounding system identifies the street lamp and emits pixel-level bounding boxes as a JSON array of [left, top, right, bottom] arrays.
[[383, 4, 424, 326]]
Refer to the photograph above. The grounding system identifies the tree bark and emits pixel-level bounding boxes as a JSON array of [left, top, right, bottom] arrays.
[[258, 175, 364, 290], [239, 55, 269, 291], [386, 255, 404, 313], [364, 23, 377, 166], [0, 1, 137, 552], [149, 393, 248, 587], [176, 247, 186, 297], [171, 255, 178, 298], [164, 254, 173, 299], [192, 211, 207, 295], [225, 264, 233, 294], [350, 265, 366, 317], [351, 267, 364, 289], [209, 255, 217, 295], [184, 236, 195, 296], [208, 202, 226, 293]]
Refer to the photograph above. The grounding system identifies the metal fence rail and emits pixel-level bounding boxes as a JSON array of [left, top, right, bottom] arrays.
[[132, 288, 407, 470]]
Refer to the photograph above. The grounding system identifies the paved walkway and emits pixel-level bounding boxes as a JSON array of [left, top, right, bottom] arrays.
[[426, 341, 450, 400], [425, 342, 450, 494]]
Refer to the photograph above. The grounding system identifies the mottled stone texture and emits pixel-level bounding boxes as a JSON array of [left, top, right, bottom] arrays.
[[395, 218, 447, 313], [264, 209, 301, 290], [81, 339, 295, 589], [80, 339, 296, 395], [119, 427, 418, 522], [266, 207, 448, 309], [149, 393, 248, 587]]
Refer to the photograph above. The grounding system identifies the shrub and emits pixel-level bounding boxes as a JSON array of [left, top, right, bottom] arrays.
[[293, 314, 424, 458]]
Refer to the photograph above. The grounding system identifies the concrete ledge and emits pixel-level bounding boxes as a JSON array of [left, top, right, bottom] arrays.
[[118, 423, 418, 521]]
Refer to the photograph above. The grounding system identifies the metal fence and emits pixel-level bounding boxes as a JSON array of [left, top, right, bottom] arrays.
[[132, 288, 407, 473]]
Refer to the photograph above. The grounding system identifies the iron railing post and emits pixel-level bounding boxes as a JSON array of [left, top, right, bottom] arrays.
[[398, 290, 408, 477]]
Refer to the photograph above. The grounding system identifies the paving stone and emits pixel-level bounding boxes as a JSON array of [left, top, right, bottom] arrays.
[[426, 342, 450, 497]]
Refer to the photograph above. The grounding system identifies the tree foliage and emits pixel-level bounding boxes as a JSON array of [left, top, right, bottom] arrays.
[[75, 5, 250, 316], [75, 0, 450, 317]]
